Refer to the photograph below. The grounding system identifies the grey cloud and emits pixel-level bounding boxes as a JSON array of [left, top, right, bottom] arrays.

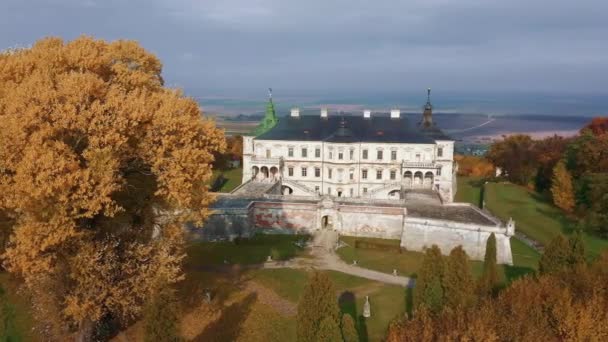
[[1, 0, 607, 99]]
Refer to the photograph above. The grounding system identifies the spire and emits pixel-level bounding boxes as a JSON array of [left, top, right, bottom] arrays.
[[421, 87, 433, 127], [253, 87, 278, 136]]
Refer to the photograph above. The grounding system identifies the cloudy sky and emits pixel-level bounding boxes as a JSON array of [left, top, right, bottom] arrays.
[[1, 0, 607, 107]]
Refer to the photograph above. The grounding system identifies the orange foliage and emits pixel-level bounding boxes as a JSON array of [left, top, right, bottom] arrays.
[[386, 253, 608, 341], [454, 155, 495, 177], [0, 36, 224, 337], [581, 117, 608, 136]]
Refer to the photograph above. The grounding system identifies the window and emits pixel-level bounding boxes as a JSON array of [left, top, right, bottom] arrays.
[[377, 150, 383, 160], [266, 149, 271, 158], [438, 147, 444, 157], [315, 148, 321, 158], [362, 150, 368, 159], [315, 186, 320, 193], [390, 170, 396, 180], [349, 188, 354, 197], [363, 187, 368, 194], [437, 168, 442, 176], [328, 187, 332, 195], [391, 150, 397, 160], [328, 168, 333, 179], [301, 167, 307, 177], [416, 153, 421, 161], [315, 167, 320, 177], [349, 171, 354, 180], [338, 152, 343, 160], [362, 169, 368, 179], [288, 147, 294, 157], [376, 170, 382, 180], [329, 151, 333, 159], [349, 150, 354, 160], [288, 167, 294, 176], [301, 148, 307, 158]]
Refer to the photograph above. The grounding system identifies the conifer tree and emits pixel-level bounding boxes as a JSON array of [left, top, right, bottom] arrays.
[[551, 161, 575, 213], [444, 246, 475, 309], [539, 234, 571, 274], [316, 316, 342, 342], [297, 271, 340, 342], [414, 245, 446, 313], [340, 313, 359, 342], [479, 233, 499, 295], [568, 231, 586, 267], [143, 286, 181, 342]]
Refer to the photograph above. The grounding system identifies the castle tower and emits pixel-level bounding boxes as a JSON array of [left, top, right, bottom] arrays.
[[253, 88, 278, 136], [422, 88, 433, 127]]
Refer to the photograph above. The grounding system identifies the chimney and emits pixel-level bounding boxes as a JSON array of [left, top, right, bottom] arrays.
[[363, 109, 371, 119], [320, 108, 328, 118], [390, 108, 401, 119], [290, 108, 300, 117]]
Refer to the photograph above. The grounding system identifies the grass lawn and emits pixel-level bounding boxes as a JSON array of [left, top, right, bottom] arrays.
[[210, 167, 243, 193], [185, 233, 310, 268], [337, 236, 539, 285], [251, 268, 406, 341], [484, 182, 608, 258], [0, 273, 37, 342], [455, 176, 485, 207]]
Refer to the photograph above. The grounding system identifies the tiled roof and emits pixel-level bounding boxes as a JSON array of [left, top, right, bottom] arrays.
[[255, 113, 452, 143]]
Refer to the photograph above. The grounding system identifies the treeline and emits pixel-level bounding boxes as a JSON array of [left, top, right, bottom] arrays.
[[485, 117, 608, 236], [386, 233, 606, 341]]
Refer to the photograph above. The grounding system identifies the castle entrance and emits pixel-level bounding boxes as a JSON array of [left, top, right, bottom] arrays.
[[321, 215, 332, 229]]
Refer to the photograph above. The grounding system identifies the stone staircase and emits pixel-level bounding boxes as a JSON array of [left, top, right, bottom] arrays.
[[231, 180, 278, 197]]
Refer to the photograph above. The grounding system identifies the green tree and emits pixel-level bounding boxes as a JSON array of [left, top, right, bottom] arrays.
[[551, 161, 575, 213], [568, 231, 586, 267], [143, 285, 182, 342], [340, 313, 359, 342], [539, 234, 571, 274], [479, 233, 499, 295], [414, 245, 446, 313], [297, 272, 340, 342], [316, 316, 342, 342], [444, 246, 475, 309]]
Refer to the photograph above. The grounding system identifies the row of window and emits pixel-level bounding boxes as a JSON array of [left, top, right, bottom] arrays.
[[282, 147, 444, 160], [311, 186, 368, 197], [287, 167, 440, 180]]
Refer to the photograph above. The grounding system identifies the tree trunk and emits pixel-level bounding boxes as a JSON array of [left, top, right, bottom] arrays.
[[75, 319, 94, 342]]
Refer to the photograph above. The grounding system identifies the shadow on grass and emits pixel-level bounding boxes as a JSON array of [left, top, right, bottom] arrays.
[[339, 291, 357, 322], [193, 292, 257, 342], [358, 315, 369, 342]]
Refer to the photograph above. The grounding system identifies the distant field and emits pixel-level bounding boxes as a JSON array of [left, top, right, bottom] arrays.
[[215, 119, 257, 136]]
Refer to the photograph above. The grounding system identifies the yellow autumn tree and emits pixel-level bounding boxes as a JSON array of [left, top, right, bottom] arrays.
[[0, 36, 224, 340], [550, 161, 575, 213]]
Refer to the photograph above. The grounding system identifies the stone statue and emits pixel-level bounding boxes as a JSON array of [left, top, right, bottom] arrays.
[[363, 295, 371, 318]]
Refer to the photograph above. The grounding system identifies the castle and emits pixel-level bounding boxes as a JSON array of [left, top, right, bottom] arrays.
[[242, 89, 456, 203], [201, 90, 515, 264]]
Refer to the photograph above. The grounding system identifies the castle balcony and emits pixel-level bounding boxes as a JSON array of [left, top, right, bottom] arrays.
[[252, 156, 283, 167], [402, 161, 437, 169]]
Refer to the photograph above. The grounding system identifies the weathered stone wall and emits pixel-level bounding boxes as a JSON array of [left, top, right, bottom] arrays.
[[339, 205, 405, 240], [252, 202, 318, 233], [192, 208, 253, 241], [401, 216, 513, 264]]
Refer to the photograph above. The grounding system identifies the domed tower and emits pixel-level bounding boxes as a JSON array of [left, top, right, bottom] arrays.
[[421, 88, 433, 128]]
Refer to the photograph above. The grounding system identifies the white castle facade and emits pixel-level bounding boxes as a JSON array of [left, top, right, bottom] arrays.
[[242, 94, 457, 202]]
